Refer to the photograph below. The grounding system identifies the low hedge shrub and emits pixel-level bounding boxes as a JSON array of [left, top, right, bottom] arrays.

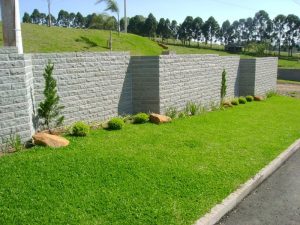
[[108, 118, 125, 130], [70, 121, 90, 137], [238, 97, 247, 104], [231, 98, 239, 106], [246, 96, 254, 102], [133, 113, 149, 124]]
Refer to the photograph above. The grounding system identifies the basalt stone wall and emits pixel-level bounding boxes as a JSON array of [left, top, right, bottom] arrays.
[[159, 55, 240, 113], [254, 58, 278, 95], [31, 52, 132, 125], [0, 48, 278, 145], [129, 56, 160, 114], [0, 48, 35, 145], [278, 68, 300, 82], [238, 58, 278, 96]]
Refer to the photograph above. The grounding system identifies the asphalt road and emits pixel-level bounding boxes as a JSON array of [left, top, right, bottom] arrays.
[[218, 149, 300, 225]]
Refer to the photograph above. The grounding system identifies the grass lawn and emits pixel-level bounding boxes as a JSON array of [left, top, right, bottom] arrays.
[[277, 79, 300, 85], [0, 23, 163, 55], [1, 96, 300, 225], [278, 58, 300, 69], [0, 23, 298, 68]]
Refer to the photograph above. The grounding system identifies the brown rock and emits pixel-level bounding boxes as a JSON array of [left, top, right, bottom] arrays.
[[150, 113, 172, 124], [254, 96, 264, 101], [222, 101, 233, 108], [33, 133, 69, 148]]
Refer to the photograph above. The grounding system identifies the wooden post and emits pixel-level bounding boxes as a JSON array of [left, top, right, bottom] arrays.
[[0, 0, 23, 53]]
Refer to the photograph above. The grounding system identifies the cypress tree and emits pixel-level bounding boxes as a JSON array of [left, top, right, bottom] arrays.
[[38, 61, 64, 133], [221, 69, 227, 103]]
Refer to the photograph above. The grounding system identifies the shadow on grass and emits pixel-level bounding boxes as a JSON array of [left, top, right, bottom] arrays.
[[75, 36, 108, 49]]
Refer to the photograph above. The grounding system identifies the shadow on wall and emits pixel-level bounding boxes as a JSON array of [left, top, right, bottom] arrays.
[[118, 58, 133, 116]]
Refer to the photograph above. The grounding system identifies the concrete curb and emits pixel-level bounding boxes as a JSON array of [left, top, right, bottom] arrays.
[[194, 139, 300, 225]]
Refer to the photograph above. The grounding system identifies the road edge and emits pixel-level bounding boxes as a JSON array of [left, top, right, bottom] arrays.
[[194, 139, 300, 225]]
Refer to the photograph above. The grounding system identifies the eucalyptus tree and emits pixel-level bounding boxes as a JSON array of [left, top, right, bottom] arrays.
[[23, 12, 31, 23], [202, 16, 220, 48], [219, 20, 231, 45], [179, 16, 194, 45], [157, 18, 166, 40], [144, 13, 158, 38], [192, 17, 203, 46], [31, 9, 41, 24], [74, 12, 85, 28], [96, 0, 120, 33], [253, 10, 271, 42], [285, 14, 300, 56], [127, 15, 145, 35], [170, 20, 179, 42], [273, 15, 286, 55]]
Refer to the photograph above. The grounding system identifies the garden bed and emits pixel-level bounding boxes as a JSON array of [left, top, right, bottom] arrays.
[[1, 96, 300, 225]]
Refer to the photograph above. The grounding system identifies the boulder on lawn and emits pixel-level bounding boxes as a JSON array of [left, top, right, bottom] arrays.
[[150, 113, 172, 124], [222, 101, 233, 108], [254, 96, 264, 101], [33, 133, 69, 148]]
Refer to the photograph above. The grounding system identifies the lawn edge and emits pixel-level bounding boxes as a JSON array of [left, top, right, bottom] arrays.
[[194, 138, 300, 225]]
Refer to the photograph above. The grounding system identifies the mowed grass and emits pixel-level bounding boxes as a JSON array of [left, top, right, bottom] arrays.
[[1, 96, 300, 225], [166, 44, 252, 59], [0, 23, 297, 68], [0, 23, 163, 55], [278, 58, 300, 69]]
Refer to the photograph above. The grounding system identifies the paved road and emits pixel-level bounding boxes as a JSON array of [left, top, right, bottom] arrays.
[[218, 149, 300, 225]]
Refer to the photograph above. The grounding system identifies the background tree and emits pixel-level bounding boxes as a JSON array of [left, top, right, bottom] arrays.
[[170, 20, 178, 42], [144, 13, 158, 38], [253, 10, 271, 42], [163, 19, 172, 42], [31, 9, 41, 24], [180, 16, 194, 46], [219, 20, 231, 45], [74, 12, 85, 28], [57, 10, 70, 27], [192, 17, 203, 47], [128, 15, 145, 35], [23, 12, 31, 23], [273, 14, 286, 56], [285, 14, 300, 56], [38, 61, 64, 133], [202, 16, 220, 48], [157, 18, 166, 41], [96, 0, 120, 33], [120, 17, 130, 31]]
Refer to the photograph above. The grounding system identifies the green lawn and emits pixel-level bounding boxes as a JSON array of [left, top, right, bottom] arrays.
[[0, 23, 298, 68], [0, 23, 163, 55], [166, 44, 252, 58], [1, 96, 300, 225], [277, 79, 300, 85], [278, 58, 300, 69]]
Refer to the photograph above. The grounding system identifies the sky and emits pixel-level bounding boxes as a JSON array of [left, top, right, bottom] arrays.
[[18, 0, 300, 24]]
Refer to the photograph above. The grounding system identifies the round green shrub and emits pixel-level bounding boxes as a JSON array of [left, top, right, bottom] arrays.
[[246, 95, 254, 102], [70, 121, 90, 137], [133, 113, 149, 124], [108, 118, 125, 130], [231, 98, 239, 106], [238, 97, 247, 104]]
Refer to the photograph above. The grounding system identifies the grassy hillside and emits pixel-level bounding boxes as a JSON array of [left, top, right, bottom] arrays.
[[0, 23, 163, 55], [0, 23, 299, 68]]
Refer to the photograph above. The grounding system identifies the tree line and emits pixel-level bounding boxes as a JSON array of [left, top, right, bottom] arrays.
[[23, 9, 300, 56], [23, 9, 118, 30]]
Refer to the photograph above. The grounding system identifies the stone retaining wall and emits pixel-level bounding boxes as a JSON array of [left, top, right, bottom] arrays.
[[0, 47, 278, 145]]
